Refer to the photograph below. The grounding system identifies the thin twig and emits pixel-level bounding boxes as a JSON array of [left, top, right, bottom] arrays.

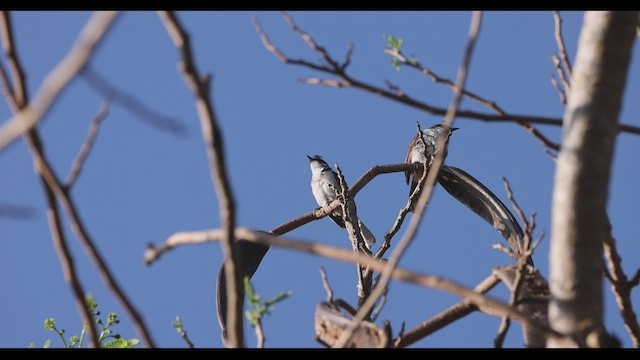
[[370, 279, 388, 322], [0, 11, 100, 348], [372, 194, 414, 260], [344, 19, 560, 154], [158, 11, 243, 348], [497, 178, 539, 347], [334, 164, 371, 310], [148, 227, 563, 340], [552, 54, 571, 97], [23, 146, 158, 347], [65, 98, 111, 188], [319, 267, 334, 303], [162, 228, 564, 346], [280, 12, 340, 70], [144, 163, 421, 266], [0, 203, 36, 220], [603, 216, 640, 347], [372, 125, 430, 261], [180, 330, 195, 348], [395, 273, 501, 347], [550, 73, 567, 105], [502, 178, 530, 231], [267, 162, 422, 237], [144, 163, 424, 265], [0, 11, 120, 150], [81, 67, 188, 137], [44, 179, 101, 348], [1, 13, 156, 347], [254, 319, 266, 348], [553, 11, 573, 78], [335, 11, 483, 348], [253, 15, 640, 137], [387, 49, 560, 153]]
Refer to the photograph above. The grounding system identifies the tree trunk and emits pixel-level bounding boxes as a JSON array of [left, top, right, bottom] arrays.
[[548, 11, 637, 348]]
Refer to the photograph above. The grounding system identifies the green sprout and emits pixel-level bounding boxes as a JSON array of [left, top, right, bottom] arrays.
[[34, 294, 139, 348]]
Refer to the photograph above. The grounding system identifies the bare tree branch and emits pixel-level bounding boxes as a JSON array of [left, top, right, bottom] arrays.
[[252, 13, 640, 138], [553, 11, 573, 78], [148, 227, 563, 341], [372, 124, 435, 262], [0, 11, 119, 150], [334, 11, 483, 348], [394, 273, 501, 347], [65, 98, 110, 188], [319, 267, 334, 303], [43, 176, 100, 348], [1, 12, 156, 347], [0, 11, 101, 347], [334, 164, 373, 310], [603, 216, 640, 347], [549, 11, 638, 348], [385, 46, 560, 153], [158, 11, 243, 348], [267, 163, 422, 237], [0, 203, 36, 220], [494, 264, 550, 348], [145, 163, 423, 266], [550, 73, 567, 106], [552, 54, 571, 97], [81, 67, 188, 137]]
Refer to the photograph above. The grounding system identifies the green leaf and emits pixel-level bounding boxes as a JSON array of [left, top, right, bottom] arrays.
[[43, 339, 51, 349], [390, 58, 402, 71], [266, 290, 293, 306], [245, 310, 257, 326], [101, 338, 127, 348], [107, 312, 118, 325], [127, 339, 140, 347], [44, 318, 56, 331], [28, 342, 35, 348], [172, 316, 184, 333], [383, 33, 404, 51]]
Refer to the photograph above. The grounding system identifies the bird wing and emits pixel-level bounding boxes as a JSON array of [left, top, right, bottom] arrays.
[[217, 239, 270, 347], [405, 133, 419, 185]]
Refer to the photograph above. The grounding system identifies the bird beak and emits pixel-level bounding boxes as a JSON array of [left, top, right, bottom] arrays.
[[307, 155, 313, 161]]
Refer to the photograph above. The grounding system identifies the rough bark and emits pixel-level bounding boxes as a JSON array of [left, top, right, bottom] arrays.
[[549, 11, 637, 348]]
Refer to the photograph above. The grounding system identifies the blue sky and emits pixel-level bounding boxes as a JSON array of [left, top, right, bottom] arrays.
[[1, 11, 639, 348]]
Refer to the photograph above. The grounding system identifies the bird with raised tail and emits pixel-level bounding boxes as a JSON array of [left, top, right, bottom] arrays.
[[307, 155, 376, 250]]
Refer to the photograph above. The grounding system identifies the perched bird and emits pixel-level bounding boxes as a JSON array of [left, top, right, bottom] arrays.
[[307, 155, 376, 249], [404, 124, 533, 265], [405, 124, 458, 209]]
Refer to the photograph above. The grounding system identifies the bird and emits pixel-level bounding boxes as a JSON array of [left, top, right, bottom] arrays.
[[404, 124, 533, 265], [307, 155, 376, 249], [405, 123, 458, 210]]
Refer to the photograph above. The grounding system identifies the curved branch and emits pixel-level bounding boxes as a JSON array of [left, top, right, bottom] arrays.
[[252, 13, 640, 137], [335, 11, 483, 348], [0, 11, 101, 348], [147, 228, 564, 341], [0, 11, 120, 150], [158, 11, 243, 348], [394, 273, 501, 347], [603, 216, 640, 347]]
